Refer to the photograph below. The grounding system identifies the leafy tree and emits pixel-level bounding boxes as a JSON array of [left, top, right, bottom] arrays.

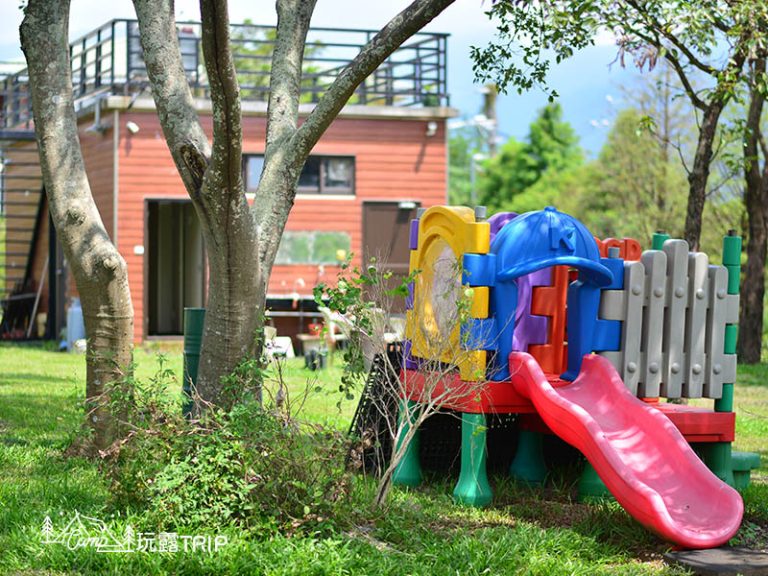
[[473, 0, 765, 249], [593, 108, 687, 241], [21, 0, 457, 441], [477, 103, 582, 211], [447, 132, 474, 205], [504, 98, 740, 257]]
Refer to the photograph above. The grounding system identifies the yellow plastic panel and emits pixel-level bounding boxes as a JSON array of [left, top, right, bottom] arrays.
[[459, 350, 487, 382], [407, 206, 491, 378], [469, 287, 489, 319]]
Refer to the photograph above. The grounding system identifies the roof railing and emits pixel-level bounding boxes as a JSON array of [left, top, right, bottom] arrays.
[[1, 19, 450, 129]]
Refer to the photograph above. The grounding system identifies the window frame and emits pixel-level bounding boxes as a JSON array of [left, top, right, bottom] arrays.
[[244, 153, 355, 196]]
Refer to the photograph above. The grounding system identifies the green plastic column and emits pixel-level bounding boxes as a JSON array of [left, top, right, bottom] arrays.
[[510, 429, 547, 485], [182, 307, 206, 417], [706, 232, 740, 485], [578, 462, 612, 501], [651, 231, 670, 250], [392, 399, 423, 487], [453, 412, 493, 506]]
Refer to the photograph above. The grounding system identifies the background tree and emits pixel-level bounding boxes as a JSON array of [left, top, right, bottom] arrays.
[[478, 64, 742, 257], [591, 108, 687, 241], [447, 132, 476, 205], [473, 0, 763, 249], [478, 103, 582, 212], [230, 21, 323, 102], [21, 0, 133, 451]]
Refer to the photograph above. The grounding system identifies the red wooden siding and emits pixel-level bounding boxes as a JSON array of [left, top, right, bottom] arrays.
[[116, 111, 447, 342]]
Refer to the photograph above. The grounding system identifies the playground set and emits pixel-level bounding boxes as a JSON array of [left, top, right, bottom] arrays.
[[393, 205, 760, 549]]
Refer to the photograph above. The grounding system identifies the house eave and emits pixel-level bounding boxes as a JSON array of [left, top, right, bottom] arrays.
[[101, 95, 459, 121]]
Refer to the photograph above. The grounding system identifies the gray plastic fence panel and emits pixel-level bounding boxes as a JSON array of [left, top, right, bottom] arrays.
[[705, 265, 728, 398], [599, 286, 625, 373], [621, 261, 645, 395], [661, 240, 689, 398], [640, 250, 667, 398], [597, 244, 738, 400], [684, 252, 709, 398]]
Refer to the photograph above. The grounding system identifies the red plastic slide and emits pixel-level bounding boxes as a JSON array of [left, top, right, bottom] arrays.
[[509, 352, 743, 549]]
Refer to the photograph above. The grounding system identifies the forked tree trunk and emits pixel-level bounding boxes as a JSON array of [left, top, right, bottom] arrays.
[[737, 59, 768, 364], [134, 0, 454, 410], [21, 0, 134, 450], [133, 0, 261, 409]]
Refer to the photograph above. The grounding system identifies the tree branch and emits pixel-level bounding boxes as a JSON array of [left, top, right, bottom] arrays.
[[199, 0, 243, 199], [254, 0, 455, 269], [132, 0, 210, 194], [629, 26, 708, 110], [264, 0, 317, 162], [291, 0, 455, 158], [744, 58, 765, 201], [22, 0, 134, 450], [624, 0, 717, 76], [20, 0, 125, 286]]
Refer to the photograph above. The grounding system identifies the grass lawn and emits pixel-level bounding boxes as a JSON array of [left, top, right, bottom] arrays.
[[1, 344, 767, 575]]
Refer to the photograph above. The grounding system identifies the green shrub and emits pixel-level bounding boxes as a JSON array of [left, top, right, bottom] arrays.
[[102, 361, 352, 534]]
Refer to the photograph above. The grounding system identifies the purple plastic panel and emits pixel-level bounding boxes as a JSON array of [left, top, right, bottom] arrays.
[[405, 281, 415, 311], [512, 268, 550, 352], [488, 212, 518, 241], [409, 219, 420, 250], [403, 339, 420, 370], [488, 211, 549, 353]]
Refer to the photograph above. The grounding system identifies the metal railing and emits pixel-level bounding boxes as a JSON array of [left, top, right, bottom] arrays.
[[1, 19, 449, 129]]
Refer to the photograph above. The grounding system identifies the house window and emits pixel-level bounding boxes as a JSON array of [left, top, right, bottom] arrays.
[[245, 154, 355, 195], [275, 231, 351, 264]]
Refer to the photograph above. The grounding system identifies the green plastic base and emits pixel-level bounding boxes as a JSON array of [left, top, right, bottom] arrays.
[[392, 399, 423, 487], [578, 462, 612, 501], [510, 430, 547, 485], [453, 413, 493, 507], [732, 451, 761, 491], [699, 442, 735, 487]]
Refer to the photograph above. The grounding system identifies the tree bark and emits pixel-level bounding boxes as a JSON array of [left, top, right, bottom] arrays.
[[737, 58, 768, 364], [21, 0, 134, 451], [683, 100, 726, 250], [194, 0, 262, 406]]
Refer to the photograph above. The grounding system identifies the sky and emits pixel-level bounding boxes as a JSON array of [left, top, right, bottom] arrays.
[[0, 0, 639, 155]]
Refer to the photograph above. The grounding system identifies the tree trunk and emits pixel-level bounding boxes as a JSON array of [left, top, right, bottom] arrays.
[[683, 101, 725, 250], [194, 212, 261, 407], [737, 59, 768, 364], [21, 0, 134, 451], [133, 0, 261, 410]]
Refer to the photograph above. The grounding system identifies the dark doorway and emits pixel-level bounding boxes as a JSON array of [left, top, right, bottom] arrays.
[[362, 201, 419, 313], [147, 200, 205, 336]]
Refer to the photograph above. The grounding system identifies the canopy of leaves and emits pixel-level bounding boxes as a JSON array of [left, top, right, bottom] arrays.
[[472, 0, 768, 107]]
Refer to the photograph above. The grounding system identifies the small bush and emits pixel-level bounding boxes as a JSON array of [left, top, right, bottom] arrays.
[[101, 360, 352, 534]]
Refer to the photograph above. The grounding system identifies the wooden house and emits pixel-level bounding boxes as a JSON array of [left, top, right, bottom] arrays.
[[0, 19, 454, 345]]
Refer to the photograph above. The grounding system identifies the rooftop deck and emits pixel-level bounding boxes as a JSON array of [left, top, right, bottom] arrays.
[[0, 19, 449, 129]]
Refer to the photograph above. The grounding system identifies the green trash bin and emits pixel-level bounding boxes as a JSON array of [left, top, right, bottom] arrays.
[[183, 307, 206, 417]]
